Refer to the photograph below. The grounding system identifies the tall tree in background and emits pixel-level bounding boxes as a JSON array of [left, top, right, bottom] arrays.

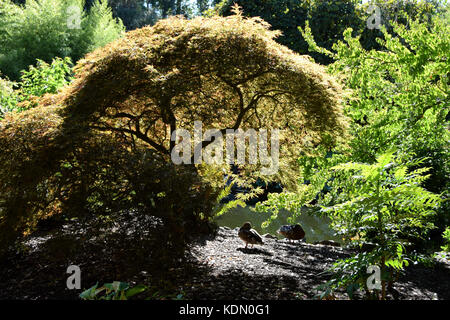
[[214, 0, 363, 65], [358, 0, 445, 51], [215, 0, 310, 58], [84, 0, 195, 29], [0, 0, 125, 80], [307, 0, 362, 64], [197, 0, 210, 13], [212, 0, 445, 64], [84, 0, 156, 29]]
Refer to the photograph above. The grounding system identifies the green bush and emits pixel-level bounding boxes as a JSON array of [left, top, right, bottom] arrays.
[[0, 57, 73, 118], [301, 13, 448, 233], [318, 152, 441, 299], [260, 13, 449, 226], [0, 0, 124, 80], [325, 152, 441, 247], [0, 77, 18, 118], [442, 227, 450, 252], [19, 57, 74, 100]]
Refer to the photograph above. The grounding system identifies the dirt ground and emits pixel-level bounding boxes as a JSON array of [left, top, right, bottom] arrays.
[[0, 218, 449, 300]]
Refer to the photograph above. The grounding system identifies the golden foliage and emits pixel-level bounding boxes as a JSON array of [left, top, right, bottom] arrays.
[[0, 11, 347, 254], [53, 10, 347, 155]]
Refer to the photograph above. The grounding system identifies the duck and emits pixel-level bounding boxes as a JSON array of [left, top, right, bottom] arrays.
[[238, 222, 263, 248], [277, 224, 305, 243]]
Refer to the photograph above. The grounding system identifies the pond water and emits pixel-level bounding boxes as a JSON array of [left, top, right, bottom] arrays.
[[214, 206, 342, 244]]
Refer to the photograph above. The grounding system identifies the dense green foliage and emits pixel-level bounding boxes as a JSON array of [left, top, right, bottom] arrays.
[[0, 0, 124, 80], [0, 77, 18, 118], [212, 0, 444, 64], [442, 227, 450, 252], [299, 13, 449, 221], [0, 57, 73, 118], [319, 153, 441, 298], [254, 3, 449, 299], [325, 153, 441, 246], [357, 0, 444, 50], [19, 57, 74, 101]]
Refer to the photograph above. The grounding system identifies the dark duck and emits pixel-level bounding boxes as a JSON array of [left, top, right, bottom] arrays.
[[277, 224, 305, 243], [238, 222, 263, 249]]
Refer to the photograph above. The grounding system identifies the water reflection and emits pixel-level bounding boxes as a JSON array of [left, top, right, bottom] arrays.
[[214, 206, 342, 244]]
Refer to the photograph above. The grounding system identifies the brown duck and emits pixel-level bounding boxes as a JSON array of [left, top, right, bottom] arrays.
[[238, 222, 263, 248], [278, 224, 305, 243]]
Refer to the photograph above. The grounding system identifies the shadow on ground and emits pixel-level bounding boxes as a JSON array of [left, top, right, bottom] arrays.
[[0, 222, 449, 300]]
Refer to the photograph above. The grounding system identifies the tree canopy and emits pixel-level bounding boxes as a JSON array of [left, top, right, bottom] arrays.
[[0, 9, 347, 254]]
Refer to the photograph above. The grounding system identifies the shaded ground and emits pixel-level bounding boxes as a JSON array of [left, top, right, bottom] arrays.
[[185, 227, 348, 299], [0, 219, 449, 300], [185, 227, 450, 300]]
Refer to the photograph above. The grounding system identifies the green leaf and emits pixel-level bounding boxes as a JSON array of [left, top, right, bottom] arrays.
[[346, 283, 359, 300], [125, 285, 148, 299], [79, 282, 99, 300]]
